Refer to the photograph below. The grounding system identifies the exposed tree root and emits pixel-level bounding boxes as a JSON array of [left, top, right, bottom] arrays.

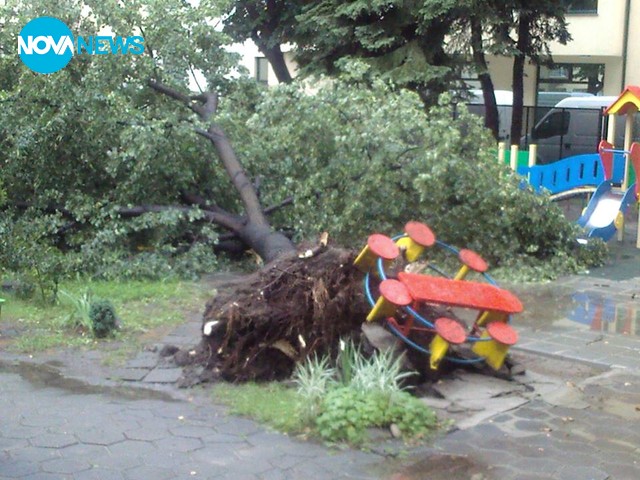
[[196, 246, 369, 382]]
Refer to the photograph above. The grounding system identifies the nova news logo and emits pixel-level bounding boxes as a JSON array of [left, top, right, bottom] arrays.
[[18, 16, 144, 74]]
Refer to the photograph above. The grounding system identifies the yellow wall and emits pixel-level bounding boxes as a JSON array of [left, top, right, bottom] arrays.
[[550, 0, 627, 57], [484, 57, 538, 105], [626, 0, 640, 86], [482, 0, 640, 101]]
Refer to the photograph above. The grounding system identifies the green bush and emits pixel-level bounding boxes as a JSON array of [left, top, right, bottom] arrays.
[[315, 387, 436, 445], [0, 214, 69, 302], [241, 81, 608, 280], [13, 279, 36, 300], [89, 299, 119, 338]]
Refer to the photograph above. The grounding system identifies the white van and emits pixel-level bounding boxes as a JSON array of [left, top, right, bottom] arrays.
[[523, 96, 621, 164], [468, 90, 596, 143], [468, 90, 513, 141]]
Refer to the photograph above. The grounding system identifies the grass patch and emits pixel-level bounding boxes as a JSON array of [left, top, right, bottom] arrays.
[[212, 382, 306, 434], [0, 278, 213, 355]]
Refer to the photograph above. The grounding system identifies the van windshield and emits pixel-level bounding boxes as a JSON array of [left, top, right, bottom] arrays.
[[532, 110, 570, 140]]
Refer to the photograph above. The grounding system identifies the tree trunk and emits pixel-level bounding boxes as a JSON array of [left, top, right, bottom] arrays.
[[470, 17, 499, 141], [510, 11, 531, 144], [258, 41, 293, 84], [148, 81, 296, 262], [237, 221, 295, 263]]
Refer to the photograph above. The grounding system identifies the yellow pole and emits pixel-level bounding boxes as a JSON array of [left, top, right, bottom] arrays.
[[510, 145, 519, 172], [528, 144, 537, 167], [497, 142, 505, 164], [453, 265, 470, 281], [618, 114, 634, 241], [607, 113, 616, 145]]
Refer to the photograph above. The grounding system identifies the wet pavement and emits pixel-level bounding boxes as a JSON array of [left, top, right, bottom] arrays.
[[3, 224, 640, 479]]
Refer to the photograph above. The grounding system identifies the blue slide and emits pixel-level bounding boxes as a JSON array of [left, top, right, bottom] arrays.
[[576, 180, 637, 241]]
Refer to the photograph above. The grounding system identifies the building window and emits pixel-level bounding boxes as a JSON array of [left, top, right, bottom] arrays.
[[255, 57, 269, 85], [563, 0, 598, 14], [537, 63, 605, 106]]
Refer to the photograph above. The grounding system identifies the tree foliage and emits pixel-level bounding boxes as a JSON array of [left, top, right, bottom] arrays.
[[0, 0, 285, 281], [291, 0, 458, 105], [0, 1, 602, 287], [225, 0, 570, 138], [238, 80, 606, 277]]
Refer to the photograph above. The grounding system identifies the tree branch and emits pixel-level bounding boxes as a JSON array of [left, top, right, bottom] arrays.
[[150, 80, 269, 227], [263, 196, 293, 215], [148, 80, 193, 107], [12, 199, 246, 237], [180, 192, 239, 217], [116, 204, 244, 232]]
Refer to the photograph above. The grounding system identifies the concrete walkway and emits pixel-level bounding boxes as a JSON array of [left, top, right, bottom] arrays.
[[2, 248, 640, 479]]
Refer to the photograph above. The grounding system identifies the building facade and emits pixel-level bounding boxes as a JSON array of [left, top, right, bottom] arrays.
[[486, 0, 639, 105], [237, 1, 639, 104]]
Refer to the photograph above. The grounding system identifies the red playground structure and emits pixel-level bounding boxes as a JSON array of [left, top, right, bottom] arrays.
[[355, 221, 524, 371]]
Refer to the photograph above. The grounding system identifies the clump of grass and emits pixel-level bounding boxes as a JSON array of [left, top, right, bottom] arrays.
[[58, 289, 94, 333], [337, 339, 415, 394], [293, 354, 336, 421]]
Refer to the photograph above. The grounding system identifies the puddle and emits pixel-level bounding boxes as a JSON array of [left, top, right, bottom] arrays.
[[509, 281, 640, 338], [0, 360, 176, 402], [381, 454, 494, 480], [509, 283, 576, 328], [568, 291, 640, 336]]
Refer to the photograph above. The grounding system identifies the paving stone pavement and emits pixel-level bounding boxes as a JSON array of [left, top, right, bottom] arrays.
[[3, 246, 640, 478], [0, 362, 395, 479]]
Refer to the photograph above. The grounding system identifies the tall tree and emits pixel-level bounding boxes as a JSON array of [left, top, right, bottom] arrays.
[[291, 0, 460, 107], [289, 0, 569, 138], [447, 3, 502, 140], [504, 2, 570, 142], [469, 15, 500, 140]]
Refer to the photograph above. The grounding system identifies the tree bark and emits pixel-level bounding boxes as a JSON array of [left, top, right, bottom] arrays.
[[470, 17, 500, 141], [510, 11, 531, 144]]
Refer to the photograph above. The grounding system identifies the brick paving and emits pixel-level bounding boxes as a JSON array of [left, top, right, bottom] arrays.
[[2, 240, 640, 479]]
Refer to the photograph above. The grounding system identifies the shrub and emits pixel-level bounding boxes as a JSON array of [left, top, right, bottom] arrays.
[[13, 279, 36, 300], [89, 299, 119, 338], [315, 387, 436, 445], [243, 81, 608, 280], [0, 214, 68, 303]]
